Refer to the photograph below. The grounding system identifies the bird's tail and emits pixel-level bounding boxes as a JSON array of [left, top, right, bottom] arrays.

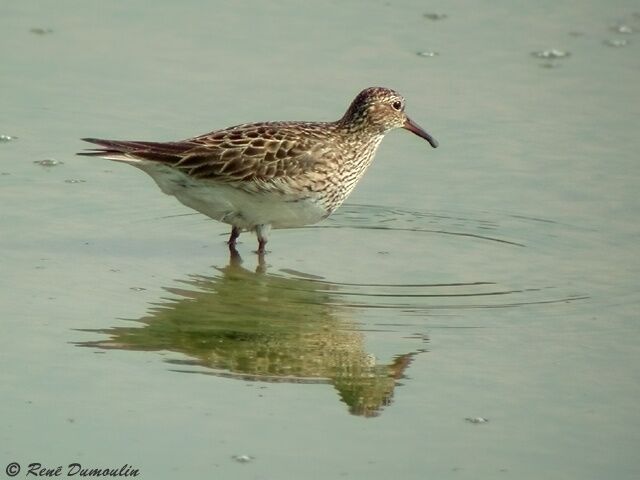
[[77, 138, 195, 163]]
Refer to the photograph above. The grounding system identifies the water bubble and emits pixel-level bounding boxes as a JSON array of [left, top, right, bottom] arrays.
[[611, 24, 634, 34], [33, 159, 63, 167], [465, 416, 489, 424], [604, 38, 630, 47], [30, 27, 53, 35], [530, 49, 571, 59], [423, 13, 447, 21], [0, 135, 17, 142], [232, 454, 254, 464], [416, 51, 439, 58], [64, 179, 86, 184]]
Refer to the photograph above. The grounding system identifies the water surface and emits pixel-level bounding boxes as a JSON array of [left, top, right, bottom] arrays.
[[1, 1, 639, 479]]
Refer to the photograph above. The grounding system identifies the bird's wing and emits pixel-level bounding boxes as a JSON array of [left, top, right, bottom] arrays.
[[80, 122, 340, 190]]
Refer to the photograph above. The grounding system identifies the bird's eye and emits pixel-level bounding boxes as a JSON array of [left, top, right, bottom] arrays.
[[392, 100, 402, 111]]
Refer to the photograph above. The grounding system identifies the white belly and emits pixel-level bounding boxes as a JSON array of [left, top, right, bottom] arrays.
[[136, 162, 328, 230]]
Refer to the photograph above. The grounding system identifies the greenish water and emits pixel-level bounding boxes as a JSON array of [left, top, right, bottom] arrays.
[[1, 1, 639, 479]]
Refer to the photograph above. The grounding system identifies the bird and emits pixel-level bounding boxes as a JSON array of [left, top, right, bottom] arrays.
[[78, 87, 438, 255]]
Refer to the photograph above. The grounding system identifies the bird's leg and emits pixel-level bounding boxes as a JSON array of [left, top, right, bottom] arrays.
[[256, 253, 266, 274], [227, 226, 240, 248], [228, 245, 243, 267], [257, 238, 267, 254], [227, 226, 242, 263], [255, 224, 271, 255]]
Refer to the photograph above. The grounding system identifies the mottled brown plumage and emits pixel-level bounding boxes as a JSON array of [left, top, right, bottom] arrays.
[[79, 87, 438, 254]]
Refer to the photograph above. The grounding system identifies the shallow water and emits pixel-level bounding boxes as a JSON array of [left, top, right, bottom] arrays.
[[1, 1, 639, 479]]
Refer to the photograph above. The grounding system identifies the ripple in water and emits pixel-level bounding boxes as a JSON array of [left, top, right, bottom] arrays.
[[531, 49, 571, 59], [604, 38, 630, 47], [311, 205, 588, 310], [465, 417, 489, 424], [610, 24, 634, 34], [531, 49, 571, 68], [30, 27, 53, 35], [33, 159, 63, 167], [423, 13, 448, 21]]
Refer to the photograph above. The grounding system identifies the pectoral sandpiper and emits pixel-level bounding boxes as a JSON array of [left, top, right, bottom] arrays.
[[79, 87, 438, 254]]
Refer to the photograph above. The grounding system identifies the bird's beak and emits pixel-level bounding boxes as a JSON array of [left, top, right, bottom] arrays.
[[403, 116, 438, 148]]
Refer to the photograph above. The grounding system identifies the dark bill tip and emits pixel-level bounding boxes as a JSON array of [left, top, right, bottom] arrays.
[[403, 117, 438, 148]]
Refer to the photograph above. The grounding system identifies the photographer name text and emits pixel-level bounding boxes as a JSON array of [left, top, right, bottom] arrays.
[[14, 463, 139, 478]]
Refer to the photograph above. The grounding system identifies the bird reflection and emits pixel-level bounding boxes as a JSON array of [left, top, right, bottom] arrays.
[[77, 252, 425, 417]]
